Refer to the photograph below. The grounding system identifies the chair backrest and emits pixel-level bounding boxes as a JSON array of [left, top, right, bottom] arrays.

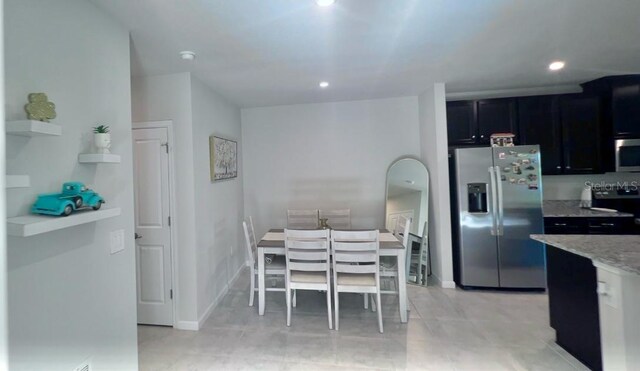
[[319, 209, 351, 230], [287, 209, 319, 229], [394, 215, 411, 248], [284, 229, 331, 278], [242, 216, 258, 266], [331, 230, 380, 278]]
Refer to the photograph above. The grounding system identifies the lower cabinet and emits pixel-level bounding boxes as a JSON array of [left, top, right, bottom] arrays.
[[547, 246, 603, 371], [544, 217, 635, 235]]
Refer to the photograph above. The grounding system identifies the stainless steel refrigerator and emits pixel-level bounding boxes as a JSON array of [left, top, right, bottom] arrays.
[[450, 145, 546, 289]]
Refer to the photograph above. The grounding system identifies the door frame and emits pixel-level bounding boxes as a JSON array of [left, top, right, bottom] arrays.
[[132, 120, 178, 328]]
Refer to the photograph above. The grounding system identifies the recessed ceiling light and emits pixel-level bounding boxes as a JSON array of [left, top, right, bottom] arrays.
[[548, 61, 565, 71], [319, 81, 330, 88], [180, 51, 196, 61], [316, 0, 336, 7]]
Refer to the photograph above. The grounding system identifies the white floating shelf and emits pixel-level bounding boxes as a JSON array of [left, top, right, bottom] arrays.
[[78, 153, 121, 163], [6, 175, 30, 188], [7, 207, 121, 237], [6, 120, 62, 136]]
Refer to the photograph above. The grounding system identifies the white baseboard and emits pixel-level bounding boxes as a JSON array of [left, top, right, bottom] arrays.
[[428, 272, 456, 289], [175, 320, 199, 331], [441, 280, 456, 289], [196, 263, 245, 329]]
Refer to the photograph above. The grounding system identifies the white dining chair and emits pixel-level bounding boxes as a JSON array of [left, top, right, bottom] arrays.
[[379, 216, 411, 295], [287, 209, 319, 229], [243, 217, 285, 306], [331, 230, 383, 333], [284, 229, 332, 329], [319, 209, 351, 229]]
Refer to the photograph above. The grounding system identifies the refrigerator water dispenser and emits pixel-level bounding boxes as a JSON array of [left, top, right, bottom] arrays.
[[467, 183, 488, 213]]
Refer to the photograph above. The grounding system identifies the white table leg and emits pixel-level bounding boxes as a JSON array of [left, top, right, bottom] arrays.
[[397, 249, 408, 323], [258, 248, 266, 316]]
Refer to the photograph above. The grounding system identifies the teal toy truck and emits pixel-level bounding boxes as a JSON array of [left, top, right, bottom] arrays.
[[32, 182, 105, 216]]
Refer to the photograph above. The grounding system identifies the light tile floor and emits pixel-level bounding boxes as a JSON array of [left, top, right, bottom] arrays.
[[138, 270, 588, 370]]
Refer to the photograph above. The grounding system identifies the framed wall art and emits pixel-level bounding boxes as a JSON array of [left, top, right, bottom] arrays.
[[209, 136, 237, 181]]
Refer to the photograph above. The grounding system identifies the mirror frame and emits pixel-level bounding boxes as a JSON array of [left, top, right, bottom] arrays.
[[384, 157, 430, 286]]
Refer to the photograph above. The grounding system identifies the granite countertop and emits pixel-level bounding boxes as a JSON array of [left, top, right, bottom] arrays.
[[531, 234, 640, 275], [543, 200, 634, 218]]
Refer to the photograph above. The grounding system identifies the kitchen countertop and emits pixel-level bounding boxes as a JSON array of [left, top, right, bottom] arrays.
[[531, 234, 640, 275], [543, 200, 634, 218]]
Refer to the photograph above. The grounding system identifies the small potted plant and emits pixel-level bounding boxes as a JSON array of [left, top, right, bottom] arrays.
[[93, 124, 111, 154]]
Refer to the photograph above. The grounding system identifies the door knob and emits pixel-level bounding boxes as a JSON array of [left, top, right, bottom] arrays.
[[135, 233, 143, 240]]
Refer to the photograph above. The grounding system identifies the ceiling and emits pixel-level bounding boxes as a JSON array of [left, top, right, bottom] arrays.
[[92, 0, 640, 108]]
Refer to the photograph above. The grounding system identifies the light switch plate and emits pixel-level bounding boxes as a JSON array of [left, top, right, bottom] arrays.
[[110, 229, 125, 255]]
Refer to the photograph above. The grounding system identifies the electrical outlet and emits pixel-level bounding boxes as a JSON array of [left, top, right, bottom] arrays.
[[110, 229, 125, 255]]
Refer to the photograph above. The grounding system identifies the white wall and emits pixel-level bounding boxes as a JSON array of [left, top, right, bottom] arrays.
[[131, 73, 199, 327], [543, 173, 640, 200], [241, 97, 421, 236], [418, 84, 455, 288], [131, 73, 244, 329], [5, 0, 137, 369], [189, 77, 244, 325]]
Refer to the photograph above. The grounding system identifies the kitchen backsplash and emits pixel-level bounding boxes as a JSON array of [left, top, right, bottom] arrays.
[[542, 173, 640, 200]]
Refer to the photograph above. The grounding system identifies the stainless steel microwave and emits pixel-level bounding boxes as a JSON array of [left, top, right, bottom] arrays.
[[616, 139, 640, 172]]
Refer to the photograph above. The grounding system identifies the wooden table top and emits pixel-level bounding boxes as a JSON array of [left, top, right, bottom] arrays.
[[257, 228, 404, 250]]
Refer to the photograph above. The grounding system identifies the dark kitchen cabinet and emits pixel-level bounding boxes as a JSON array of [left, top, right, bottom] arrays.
[[446, 101, 477, 144], [544, 217, 635, 235], [518, 95, 563, 175], [477, 99, 517, 144], [611, 83, 640, 138], [560, 95, 602, 174], [582, 75, 640, 139], [546, 246, 602, 371], [446, 98, 517, 145]]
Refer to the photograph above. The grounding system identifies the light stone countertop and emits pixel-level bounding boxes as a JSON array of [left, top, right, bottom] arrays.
[[531, 234, 640, 275], [543, 200, 634, 218]]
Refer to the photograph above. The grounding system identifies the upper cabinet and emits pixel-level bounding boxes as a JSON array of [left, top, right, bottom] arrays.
[[517, 95, 562, 175], [611, 82, 640, 138], [477, 99, 517, 144], [583, 75, 640, 139], [446, 98, 517, 145], [559, 95, 602, 174], [447, 74, 640, 175], [446, 101, 477, 144], [517, 94, 603, 175]]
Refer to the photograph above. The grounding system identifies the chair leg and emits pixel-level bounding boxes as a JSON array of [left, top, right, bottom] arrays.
[[249, 271, 255, 307], [326, 287, 333, 330], [286, 285, 292, 327], [293, 289, 297, 308], [364, 293, 368, 309], [371, 294, 377, 312], [334, 289, 340, 331], [376, 291, 383, 333]]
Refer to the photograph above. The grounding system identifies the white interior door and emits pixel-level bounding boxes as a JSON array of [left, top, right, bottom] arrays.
[[133, 127, 173, 326]]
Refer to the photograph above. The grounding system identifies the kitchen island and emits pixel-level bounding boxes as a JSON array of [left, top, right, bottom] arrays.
[[531, 234, 640, 371]]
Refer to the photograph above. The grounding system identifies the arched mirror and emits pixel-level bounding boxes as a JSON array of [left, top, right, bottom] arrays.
[[385, 158, 430, 286]]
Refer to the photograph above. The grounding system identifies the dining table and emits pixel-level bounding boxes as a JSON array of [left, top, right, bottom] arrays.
[[256, 228, 408, 323]]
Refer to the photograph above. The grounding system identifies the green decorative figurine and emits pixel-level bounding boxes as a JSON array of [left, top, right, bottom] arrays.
[[24, 93, 56, 122]]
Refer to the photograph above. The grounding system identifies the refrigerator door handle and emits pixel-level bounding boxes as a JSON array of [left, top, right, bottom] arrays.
[[488, 166, 498, 236], [495, 166, 504, 236]]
